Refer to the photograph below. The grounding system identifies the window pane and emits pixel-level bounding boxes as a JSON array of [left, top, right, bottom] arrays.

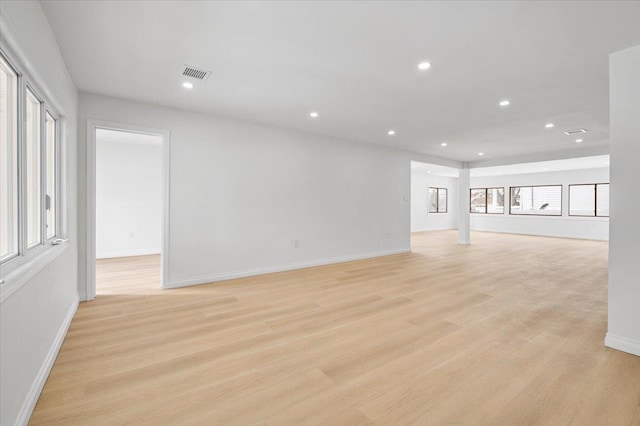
[[428, 188, 438, 213], [470, 189, 486, 213], [510, 186, 561, 216], [487, 187, 504, 214], [26, 88, 42, 248], [438, 188, 447, 213], [569, 185, 595, 216], [1, 55, 18, 261], [45, 112, 56, 238], [596, 184, 610, 217]]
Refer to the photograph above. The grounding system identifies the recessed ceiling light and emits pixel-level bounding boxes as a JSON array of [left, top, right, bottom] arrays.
[[309, 111, 319, 118], [182, 82, 194, 89], [545, 123, 554, 128], [417, 62, 432, 70], [441, 142, 448, 147], [575, 139, 583, 143], [499, 100, 510, 107], [478, 152, 485, 156], [388, 130, 396, 136]]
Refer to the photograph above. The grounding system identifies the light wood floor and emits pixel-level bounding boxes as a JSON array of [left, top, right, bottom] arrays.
[[30, 231, 640, 425]]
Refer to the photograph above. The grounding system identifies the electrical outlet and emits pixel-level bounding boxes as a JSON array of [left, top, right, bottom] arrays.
[[129, 232, 134, 239], [294, 240, 299, 248]]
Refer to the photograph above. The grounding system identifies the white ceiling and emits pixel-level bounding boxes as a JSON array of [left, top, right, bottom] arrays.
[[412, 155, 610, 178], [411, 161, 459, 178], [41, 1, 640, 162]]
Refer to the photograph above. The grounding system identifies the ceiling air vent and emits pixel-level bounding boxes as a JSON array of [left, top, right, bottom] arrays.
[[181, 65, 211, 81], [564, 128, 587, 135]]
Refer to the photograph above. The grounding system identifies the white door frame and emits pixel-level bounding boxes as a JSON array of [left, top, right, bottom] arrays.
[[85, 119, 171, 300]]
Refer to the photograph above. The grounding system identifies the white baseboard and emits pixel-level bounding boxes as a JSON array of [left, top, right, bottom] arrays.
[[14, 293, 79, 426], [411, 227, 456, 233], [605, 333, 640, 357], [469, 228, 609, 242], [166, 248, 410, 289], [96, 249, 160, 259]]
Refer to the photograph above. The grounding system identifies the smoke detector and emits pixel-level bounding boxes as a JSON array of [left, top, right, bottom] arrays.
[[181, 65, 211, 81]]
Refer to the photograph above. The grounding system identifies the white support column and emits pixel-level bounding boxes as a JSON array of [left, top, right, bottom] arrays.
[[606, 45, 640, 357], [457, 165, 471, 245]]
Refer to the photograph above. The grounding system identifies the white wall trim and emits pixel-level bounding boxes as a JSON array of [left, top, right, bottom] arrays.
[[85, 119, 171, 300], [96, 249, 161, 260], [14, 293, 79, 426], [605, 333, 640, 357], [167, 248, 410, 289]]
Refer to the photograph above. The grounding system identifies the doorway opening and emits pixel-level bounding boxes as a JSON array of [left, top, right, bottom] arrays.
[[84, 120, 170, 300], [95, 129, 163, 295], [410, 161, 459, 249]]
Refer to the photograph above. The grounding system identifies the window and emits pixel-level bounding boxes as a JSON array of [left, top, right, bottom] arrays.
[[510, 185, 562, 216], [26, 88, 42, 248], [1, 54, 18, 262], [597, 184, 610, 217], [46, 112, 57, 238], [428, 187, 447, 213], [569, 183, 609, 217], [470, 187, 504, 214], [0, 50, 61, 269]]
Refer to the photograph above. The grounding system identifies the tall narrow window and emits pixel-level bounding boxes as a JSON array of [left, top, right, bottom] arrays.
[[0, 55, 19, 261], [470, 188, 486, 213], [596, 184, 609, 217], [487, 187, 505, 214], [45, 112, 57, 239], [428, 188, 438, 213], [26, 88, 42, 248], [438, 188, 447, 213]]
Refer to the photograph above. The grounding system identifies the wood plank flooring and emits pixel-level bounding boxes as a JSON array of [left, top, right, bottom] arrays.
[[30, 231, 640, 425]]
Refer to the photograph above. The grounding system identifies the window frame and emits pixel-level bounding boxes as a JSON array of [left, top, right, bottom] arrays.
[[0, 50, 20, 263], [45, 109, 60, 239], [508, 184, 563, 217], [470, 187, 505, 215], [0, 44, 66, 293], [428, 187, 448, 214], [24, 83, 45, 250], [568, 183, 610, 218]]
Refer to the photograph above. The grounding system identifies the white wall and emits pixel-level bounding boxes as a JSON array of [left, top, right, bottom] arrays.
[[607, 45, 640, 357], [78, 93, 460, 289], [411, 172, 458, 232], [0, 2, 78, 425], [470, 168, 609, 241], [96, 131, 162, 258]]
